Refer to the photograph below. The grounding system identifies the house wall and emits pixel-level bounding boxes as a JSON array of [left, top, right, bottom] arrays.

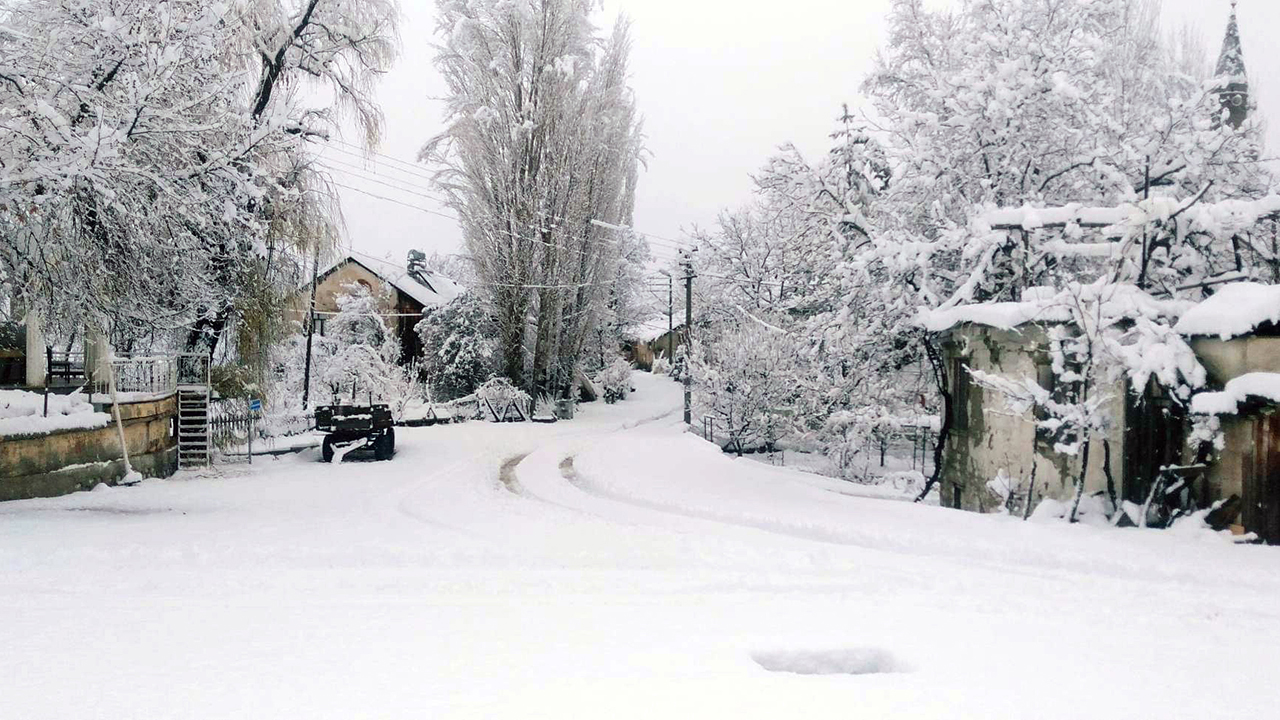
[[1191, 336, 1280, 384], [1191, 335, 1280, 501], [288, 262, 401, 321], [288, 261, 425, 362], [942, 325, 1127, 513], [0, 395, 179, 501]]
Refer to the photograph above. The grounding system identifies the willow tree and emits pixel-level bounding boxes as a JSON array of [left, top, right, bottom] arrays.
[[423, 0, 645, 396], [0, 0, 398, 378]]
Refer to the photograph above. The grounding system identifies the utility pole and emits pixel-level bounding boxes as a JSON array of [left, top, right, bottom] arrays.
[[682, 254, 693, 425], [660, 270, 674, 362], [301, 243, 321, 409]]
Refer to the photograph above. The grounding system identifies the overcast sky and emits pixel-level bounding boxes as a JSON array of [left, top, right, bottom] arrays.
[[321, 0, 1280, 270]]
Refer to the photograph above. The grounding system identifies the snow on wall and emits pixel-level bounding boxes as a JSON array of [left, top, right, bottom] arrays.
[[0, 390, 109, 438], [1175, 282, 1280, 340], [943, 325, 1126, 512]]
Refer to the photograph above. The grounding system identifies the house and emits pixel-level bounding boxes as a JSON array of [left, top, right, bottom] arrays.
[[1180, 283, 1280, 542], [292, 253, 461, 364], [923, 286, 1186, 515], [622, 319, 682, 370]]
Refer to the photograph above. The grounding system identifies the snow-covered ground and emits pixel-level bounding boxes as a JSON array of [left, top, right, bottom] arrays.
[[2, 372, 1277, 719]]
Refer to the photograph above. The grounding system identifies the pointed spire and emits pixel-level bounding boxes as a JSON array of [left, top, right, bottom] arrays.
[[1215, 1, 1246, 80], [1214, 1, 1248, 129]]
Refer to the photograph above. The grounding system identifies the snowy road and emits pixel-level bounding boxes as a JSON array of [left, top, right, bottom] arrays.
[[3, 373, 1279, 719]]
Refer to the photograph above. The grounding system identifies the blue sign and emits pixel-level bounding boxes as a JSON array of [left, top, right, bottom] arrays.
[[249, 398, 262, 412]]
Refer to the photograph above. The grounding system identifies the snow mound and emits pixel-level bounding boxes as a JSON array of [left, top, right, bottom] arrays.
[[0, 389, 110, 437], [1175, 282, 1280, 340], [752, 648, 909, 676], [1190, 373, 1280, 415]]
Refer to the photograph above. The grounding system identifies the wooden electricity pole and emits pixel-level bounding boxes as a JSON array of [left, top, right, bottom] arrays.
[[682, 255, 693, 425], [301, 243, 321, 409]]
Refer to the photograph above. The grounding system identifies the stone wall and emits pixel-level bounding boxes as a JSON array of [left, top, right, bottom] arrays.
[[0, 394, 178, 501], [941, 324, 1127, 513]]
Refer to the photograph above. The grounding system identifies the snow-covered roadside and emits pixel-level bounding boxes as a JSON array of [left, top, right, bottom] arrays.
[[1, 372, 1277, 720]]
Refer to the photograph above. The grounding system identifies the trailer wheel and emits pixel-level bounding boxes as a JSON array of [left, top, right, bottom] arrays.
[[374, 429, 394, 461], [322, 436, 335, 463]]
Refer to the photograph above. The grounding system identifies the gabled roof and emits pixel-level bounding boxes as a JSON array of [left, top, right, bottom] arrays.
[[318, 254, 462, 309]]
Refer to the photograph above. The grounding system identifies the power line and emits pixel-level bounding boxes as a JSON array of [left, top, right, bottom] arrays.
[[330, 182, 459, 221], [324, 140, 696, 252]]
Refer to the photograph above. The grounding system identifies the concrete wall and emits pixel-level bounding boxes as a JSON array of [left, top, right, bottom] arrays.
[[0, 394, 178, 501], [1192, 336, 1280, 384], [941, 325, 1127, 513], [1191, 335, 1280, 502]]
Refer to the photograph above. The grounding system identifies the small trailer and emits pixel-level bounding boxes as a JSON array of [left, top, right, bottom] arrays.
[[315, 403, 396, 462]]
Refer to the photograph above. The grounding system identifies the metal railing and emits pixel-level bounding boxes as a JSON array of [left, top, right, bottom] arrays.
[[109, 355, 178, 396], [176, 353, 211, 388]]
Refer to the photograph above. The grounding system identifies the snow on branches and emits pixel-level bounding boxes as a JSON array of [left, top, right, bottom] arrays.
[[0, 0, 398, 353], [423, 0, 644, 396]]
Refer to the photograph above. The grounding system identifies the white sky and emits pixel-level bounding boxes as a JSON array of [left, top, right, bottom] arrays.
[[324, 0, 1280, 269]]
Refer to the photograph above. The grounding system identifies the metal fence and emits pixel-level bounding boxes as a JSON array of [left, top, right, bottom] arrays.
[[209, 400, 316, 459]]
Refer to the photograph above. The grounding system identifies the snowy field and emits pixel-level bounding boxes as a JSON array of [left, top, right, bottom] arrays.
[[3, 372, 1278, 719]]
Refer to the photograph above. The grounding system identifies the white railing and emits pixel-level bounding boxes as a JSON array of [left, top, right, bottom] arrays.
[[109, 355, 179, 396]]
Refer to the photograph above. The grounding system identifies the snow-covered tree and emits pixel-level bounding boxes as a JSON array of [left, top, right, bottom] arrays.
[[415, 292, 500, 401], [318, 283, 403, 404], [422, 0, 644, 398], [0, 0, 398, 363], [690, 319, 803, 452]]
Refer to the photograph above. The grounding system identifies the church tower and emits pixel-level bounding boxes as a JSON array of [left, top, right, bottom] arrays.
[[1214, 1, 1249, 129]]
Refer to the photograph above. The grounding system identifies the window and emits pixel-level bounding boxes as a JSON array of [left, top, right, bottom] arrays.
[[950, 357, 970, 431]]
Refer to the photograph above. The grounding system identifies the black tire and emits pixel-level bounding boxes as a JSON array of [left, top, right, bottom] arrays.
[[385, 427, 395, 453], [374, 429, 393, 461], [321, 435, 335, 463]]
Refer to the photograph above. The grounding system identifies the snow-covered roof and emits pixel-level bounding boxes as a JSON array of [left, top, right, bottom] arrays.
[[324, 254, 462, 309], [1174, 282, 1280, 340], [626, 318, 674, 343], [1191, 372, 1280, 415], [921, 284, 1183, 333]]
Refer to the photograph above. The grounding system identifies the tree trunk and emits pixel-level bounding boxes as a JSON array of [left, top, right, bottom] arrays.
[[916, 335, 951, 503], [1068, 437, 1092, 523]]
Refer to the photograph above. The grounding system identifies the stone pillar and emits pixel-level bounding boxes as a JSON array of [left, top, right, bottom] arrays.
[[83, 323, 112, 392], [24, 311, 45, 388]]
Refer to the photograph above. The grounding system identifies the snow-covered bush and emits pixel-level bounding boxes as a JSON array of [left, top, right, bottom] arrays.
[[651, 356, 671, 376], [474, 377, 531, 421], [596, 358, 634, 404], [416, 293, 500, 401]]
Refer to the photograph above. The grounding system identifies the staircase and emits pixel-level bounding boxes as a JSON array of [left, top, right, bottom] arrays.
[[176, 354, 212, 469], [177, 387, 211, 468]]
